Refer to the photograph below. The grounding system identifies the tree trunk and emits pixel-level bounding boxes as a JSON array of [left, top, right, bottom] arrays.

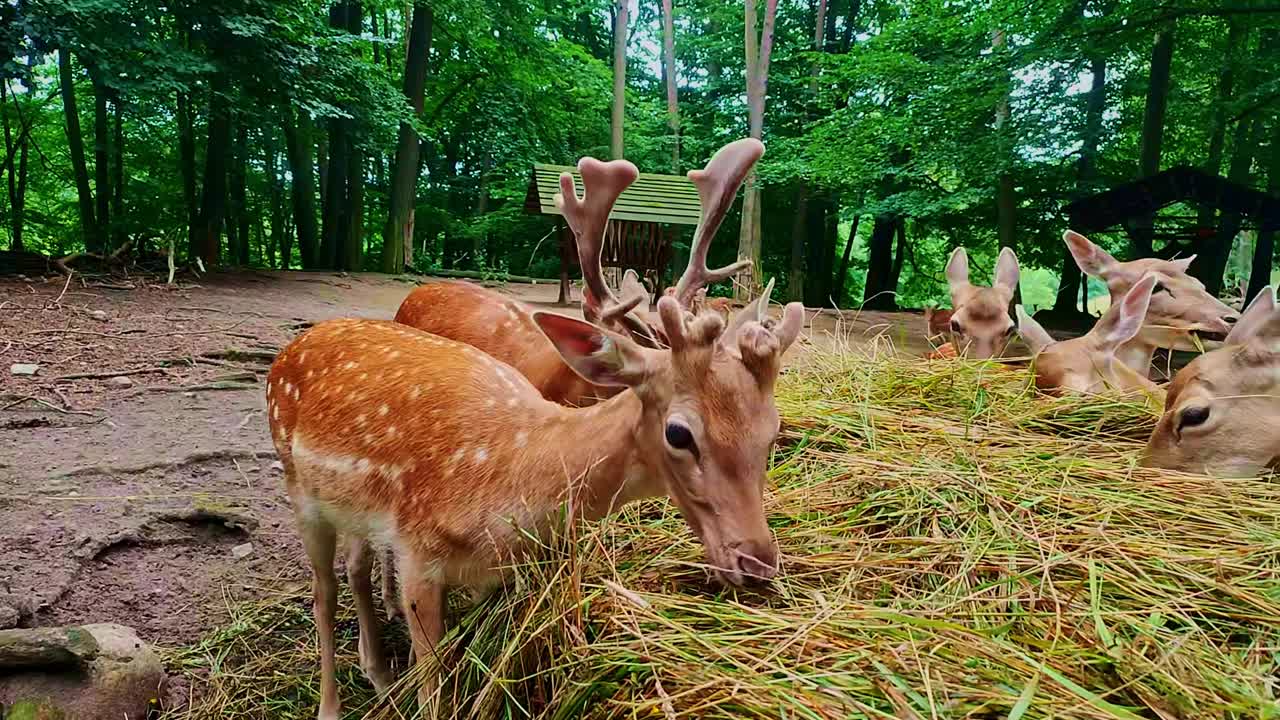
[[345, 146, 365, 271], [111, 96, 125, 250], [284, 108, 319, 268], [196, 76, 231, 267], [382, 2, 434, 272], [834, 211, 861, 305], [787, 185, 809, 302], [264, 122, 285, 269], [177, 90, 198, 261], [888, 217, 906, 293], [735, 0, 779, 300], [862, 213, 897, 310], [92, 74, 111, 252], [610, 0, 628, 160], [230, 122, 250, 266], [661, 0, 678, 171], [1197, 115, 1261, 294], [993, 29, 1015, 256], [59, 51, 98, 252], [1199, 21, 1246, 228], [1055, 52, 1107, 313], [1, 82, 30, 251], [1133, 25, 1175, 256], [1246, 118, 1280, 305]]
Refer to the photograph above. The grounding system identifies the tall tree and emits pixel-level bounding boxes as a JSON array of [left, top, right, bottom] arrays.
[[196, 75, 232, 266], [1054, 44, 1107, 315], [1246, 118, 1280, 304], [735, 0, 779, 300], [1132, 25, 1175, 256], [992, 29, 1015, 257], [787, 0, 828, 303], [284, 107, 319, 268], [661, 0, 678, 171], [2, 81, 30, 251], [381, 1, 433, 272], [58, 50, 98, 253], [611, 0, 628, 159], [230, 122, 250, 265], [1199, 21, 1246, 228], [92, 71, 111, 251], [111, 96, 125, 250]]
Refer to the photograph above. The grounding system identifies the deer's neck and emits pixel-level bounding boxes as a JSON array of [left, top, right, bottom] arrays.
[[1116, 338, 1156, 378], [520, 389, 663, 523]]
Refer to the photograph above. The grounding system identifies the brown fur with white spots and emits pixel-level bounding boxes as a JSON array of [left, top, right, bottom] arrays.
[[270, 154, 804, 719], [1063, 230, 1239, 376], [1016, 274, 1162, 396], [944, 246, 1020, 359], [1144, 286, 1280, 477]]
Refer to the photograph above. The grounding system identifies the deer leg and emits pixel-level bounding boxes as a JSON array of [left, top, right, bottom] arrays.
[[398, 552, 446, 714], [380, 547, 400, 620], [346, 538, 394, 695], [298, 514, 340, 720]]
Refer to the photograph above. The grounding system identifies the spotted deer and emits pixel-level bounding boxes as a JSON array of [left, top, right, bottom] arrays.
[[1062, 230, 1238, 377], [943, 246, 1021, 359], [1015, 274, 1163, 395], [1143, 286, 1280, 477], [267, 155, 804, 719], [394, 138, 763, 408]]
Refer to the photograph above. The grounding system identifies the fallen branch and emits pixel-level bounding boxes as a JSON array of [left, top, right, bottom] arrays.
[[57, 449, 277, 478], [54, 365, 171, 381], [201, 348, 277, 364], [0, 394, 100, 417]]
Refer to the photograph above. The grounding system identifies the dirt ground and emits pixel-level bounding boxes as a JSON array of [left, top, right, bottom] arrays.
[[0, 270, 940, 653]]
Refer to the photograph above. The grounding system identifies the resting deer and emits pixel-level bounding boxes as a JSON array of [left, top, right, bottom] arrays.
[[943, 246, 1021, 359], [1144, 286, 1280, 477], [395, 138, 762, 408], [1015, 274, 1162, 395], [267, 155, 804, 719], [1062, 230, 1238, 377]]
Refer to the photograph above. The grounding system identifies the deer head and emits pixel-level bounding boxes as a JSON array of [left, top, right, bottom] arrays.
[[1143, 287, 1280, 477], [1063, 231, 1239, 367], [1016, 274, 1162, 395], [945, 246, 1020, 359], [581, 139, 762, 343], [552, 154, 805, 583]]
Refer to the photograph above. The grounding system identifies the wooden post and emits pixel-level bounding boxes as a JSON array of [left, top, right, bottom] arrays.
[[558, 221, 571, 306]]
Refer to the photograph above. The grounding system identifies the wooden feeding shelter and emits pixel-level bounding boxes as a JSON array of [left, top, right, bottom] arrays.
[[1063, 166, 1280, 261], [524, 163, 702, 305]]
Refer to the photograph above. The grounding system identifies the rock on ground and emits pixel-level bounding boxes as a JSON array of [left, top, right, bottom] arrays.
[[0, 624, 163, 720]]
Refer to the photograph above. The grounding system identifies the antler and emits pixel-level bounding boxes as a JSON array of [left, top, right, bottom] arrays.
[[556, 158, 658, 345], [673, 138, 765, 308]]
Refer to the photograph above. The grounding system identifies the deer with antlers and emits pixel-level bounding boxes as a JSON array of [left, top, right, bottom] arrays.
[[941, 246, 1021, 359], [395, 138, 762, 408], [1061, 230, 1238, 377], [1144, 286, 1280, 477], [267, 152, 804, 719], [1015, 274, 1163, 395]]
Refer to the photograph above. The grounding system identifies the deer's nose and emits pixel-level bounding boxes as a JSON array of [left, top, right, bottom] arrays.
[[731, 541, 779, 582]]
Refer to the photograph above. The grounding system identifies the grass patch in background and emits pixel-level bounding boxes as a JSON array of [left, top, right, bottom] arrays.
[[164, 344, 1280, 719]]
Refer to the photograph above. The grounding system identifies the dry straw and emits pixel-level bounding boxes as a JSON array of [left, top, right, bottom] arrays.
[[166, 342, 1280, 719]]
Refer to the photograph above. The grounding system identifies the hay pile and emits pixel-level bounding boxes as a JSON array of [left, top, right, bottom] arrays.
[[167, 345, 1280, 719]]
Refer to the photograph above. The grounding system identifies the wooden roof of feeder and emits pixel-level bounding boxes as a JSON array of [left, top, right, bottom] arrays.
[[524, 164, 702, 226], [1064, 166, 1280, 234]]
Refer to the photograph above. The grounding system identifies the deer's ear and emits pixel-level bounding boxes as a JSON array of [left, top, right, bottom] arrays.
[[994, 247, 1020, 294], [1226, 286, 1280, 345], [946, 247, 970, 293], [1093, 274, 1156, 349], [1064, 231, 1116, 277], [533, 312, 652, 387], [1015, 305, 1054, 354]]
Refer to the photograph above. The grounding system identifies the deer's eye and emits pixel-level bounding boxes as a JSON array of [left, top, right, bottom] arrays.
[[1177, 405, 1210, 434], [950, 319, 964, 335], [665, 422, 697, 453]]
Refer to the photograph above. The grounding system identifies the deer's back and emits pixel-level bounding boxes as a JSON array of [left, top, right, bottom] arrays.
[[396, 281, 610, 406]]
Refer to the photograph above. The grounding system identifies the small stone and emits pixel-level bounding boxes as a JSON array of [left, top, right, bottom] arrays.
[[10, 364, 39, 376], [270, 461, 284, 472], [87, 310, 108, 322], [107, 376, 134, 388], [16, 274, 29, 282], [231, 542, 254, 560]]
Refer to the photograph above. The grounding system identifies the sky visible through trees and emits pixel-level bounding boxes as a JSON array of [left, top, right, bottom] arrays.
[[0, 0, 1277, 313]]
